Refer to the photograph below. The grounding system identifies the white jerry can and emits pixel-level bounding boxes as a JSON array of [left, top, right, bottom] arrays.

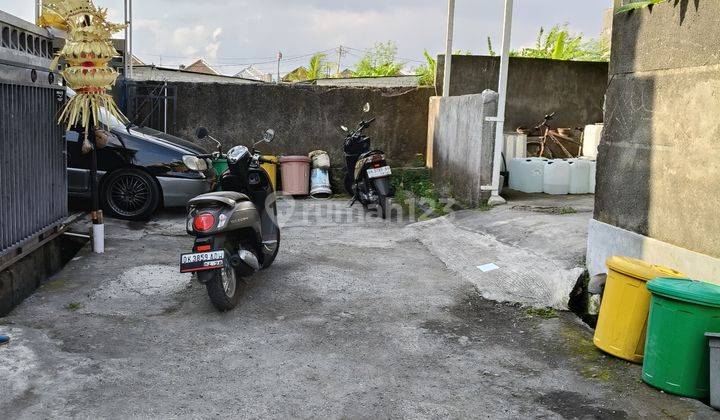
[[543, 159, 571, 195], [509, 157, 546, 193], [568, 159, 591, 194]]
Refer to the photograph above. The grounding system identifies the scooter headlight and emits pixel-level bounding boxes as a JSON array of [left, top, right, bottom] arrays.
[[227, 146, 250, 164]]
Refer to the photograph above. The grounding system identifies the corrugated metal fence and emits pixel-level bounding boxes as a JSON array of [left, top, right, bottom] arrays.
[[0, 11, 67, 258]]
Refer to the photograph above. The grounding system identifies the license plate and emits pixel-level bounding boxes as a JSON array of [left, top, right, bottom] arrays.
[[367, 166, 391, 179], [180, 250, 225, 273]]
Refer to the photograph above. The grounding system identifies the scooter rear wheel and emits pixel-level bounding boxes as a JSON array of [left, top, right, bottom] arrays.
[[203, 264, 245, 311]]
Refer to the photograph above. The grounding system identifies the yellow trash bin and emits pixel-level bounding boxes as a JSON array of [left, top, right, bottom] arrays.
[[593, 256, 685, 363], [260, 155, 279, 192]]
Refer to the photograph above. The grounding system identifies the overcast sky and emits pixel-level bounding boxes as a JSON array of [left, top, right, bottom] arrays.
[[2, 1, 612, 76]]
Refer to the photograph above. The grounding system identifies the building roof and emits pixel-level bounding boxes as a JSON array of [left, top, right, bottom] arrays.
[[282, 66, 309, 82], [184, 59, 220, 75], [233, 65, 272, 82], [132, 65, 261, 84]]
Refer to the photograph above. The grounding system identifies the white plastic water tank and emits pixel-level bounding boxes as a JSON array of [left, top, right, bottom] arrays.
[[504, 133, 527, 159], [543, 159, 571, 195], [509, 157, 546, 193], [588, 159, 597, 193], [568, 159, 591, 194], [583, 124, 603, 159]]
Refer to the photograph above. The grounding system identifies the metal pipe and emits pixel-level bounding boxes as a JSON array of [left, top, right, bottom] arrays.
[[488, 0, 513, 206], [128, 0, 133, 79], [442, 0, 455, 97], [124, 0, 128, 77]]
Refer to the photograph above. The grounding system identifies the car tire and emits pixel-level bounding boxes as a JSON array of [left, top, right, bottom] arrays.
[[101, 168, 161, 221]]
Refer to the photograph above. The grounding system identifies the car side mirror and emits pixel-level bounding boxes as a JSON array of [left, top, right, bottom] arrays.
[[262, 128, 275, 143], [195, 127, 209, 140]]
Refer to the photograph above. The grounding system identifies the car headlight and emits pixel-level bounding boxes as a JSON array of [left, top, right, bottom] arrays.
[[182, 155, 208, 171]]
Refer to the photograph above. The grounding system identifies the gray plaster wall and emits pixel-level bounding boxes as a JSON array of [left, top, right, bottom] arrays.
[[164, 82, 433, 167], [436, 55, 608, 130], [427, 91, 498, 206], [594, 1, 720, 259]]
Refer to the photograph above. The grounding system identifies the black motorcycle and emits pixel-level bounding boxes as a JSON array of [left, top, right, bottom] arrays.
[[180, 127, 280, 311], [342, 103, 394, 218]]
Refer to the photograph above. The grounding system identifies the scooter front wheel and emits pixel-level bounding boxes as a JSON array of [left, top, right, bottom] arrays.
[[202, 265, 245, 311]]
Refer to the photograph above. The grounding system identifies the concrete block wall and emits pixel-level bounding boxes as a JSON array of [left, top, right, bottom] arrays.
[[588, 1, 720, 282], [427, 90, 499, 206], [436, 55, 608, 130], [159, 83, 433, 168]]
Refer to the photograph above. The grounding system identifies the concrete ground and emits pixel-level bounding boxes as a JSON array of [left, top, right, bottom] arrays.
[[0, 197, 716, 419]]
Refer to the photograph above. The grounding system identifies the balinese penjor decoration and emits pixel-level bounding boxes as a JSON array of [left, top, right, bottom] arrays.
[[39, 0, 126, 151]]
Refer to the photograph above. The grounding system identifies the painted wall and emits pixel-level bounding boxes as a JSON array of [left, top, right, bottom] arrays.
[[436, 55, 608, 130], [594, 1, 720, 261]]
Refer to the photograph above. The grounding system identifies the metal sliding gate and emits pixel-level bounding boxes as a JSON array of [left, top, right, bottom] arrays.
[[0, 11, 67, 259], [123, 80, 177, 134]]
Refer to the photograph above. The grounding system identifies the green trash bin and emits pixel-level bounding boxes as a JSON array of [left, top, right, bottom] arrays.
[[643, 278, 720, 399]]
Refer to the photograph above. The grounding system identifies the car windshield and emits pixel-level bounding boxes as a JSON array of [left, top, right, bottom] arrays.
[[65, 88, 126, 129]]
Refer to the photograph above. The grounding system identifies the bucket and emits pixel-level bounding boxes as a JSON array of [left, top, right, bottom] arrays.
[[309, 150, 331, 169], [310, 168, 332, 197], [279, 155, 311, 196], [261, 155, 278, 191]]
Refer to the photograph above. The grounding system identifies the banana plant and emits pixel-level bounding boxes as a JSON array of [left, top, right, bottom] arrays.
[[616, 0, 668, 13]]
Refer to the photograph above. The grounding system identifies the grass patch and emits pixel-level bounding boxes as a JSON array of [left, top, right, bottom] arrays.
[[559, 206, 577, 214], [391, 168, 449, 217], [66, 302, 83, 312], [525, 307, 558, 319]]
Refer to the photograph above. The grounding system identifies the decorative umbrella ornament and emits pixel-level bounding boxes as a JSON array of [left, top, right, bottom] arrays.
[[39, 0, 127, 153]]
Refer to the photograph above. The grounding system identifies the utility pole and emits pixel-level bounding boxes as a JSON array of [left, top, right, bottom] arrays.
[[335, 45, 345, 77], [277, 51, 282, 83], [442, 0, 455, 97], [35, 0, 41, 24]]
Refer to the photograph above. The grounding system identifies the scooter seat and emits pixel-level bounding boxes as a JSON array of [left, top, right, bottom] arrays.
[[189, 191, 250, 207]]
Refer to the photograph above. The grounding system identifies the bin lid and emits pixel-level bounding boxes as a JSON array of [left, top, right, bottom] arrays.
[[261, 155, 278, 164], [279, 155, 310, 163], [606, 256, 684, 282], [647, 278, 720, 308]]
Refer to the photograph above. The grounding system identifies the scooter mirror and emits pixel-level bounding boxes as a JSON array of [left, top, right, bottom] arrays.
[[363, 103, 371, 113], [340, 125, 349, 133], [263, 128, 275, 143], [195, 126, 209, 140]]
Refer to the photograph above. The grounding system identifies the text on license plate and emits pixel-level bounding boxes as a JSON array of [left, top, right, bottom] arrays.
[[180, 250, 225, 273], [367, 166, 391, 179]]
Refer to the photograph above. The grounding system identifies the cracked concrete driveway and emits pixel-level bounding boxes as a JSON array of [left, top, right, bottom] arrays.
[[0, 199, 716, 419]]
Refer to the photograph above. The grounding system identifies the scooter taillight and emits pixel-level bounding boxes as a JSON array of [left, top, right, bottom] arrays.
[[193, 213, 216, 232]]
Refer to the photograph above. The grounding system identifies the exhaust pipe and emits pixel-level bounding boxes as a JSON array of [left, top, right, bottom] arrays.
[[230, 249, 260, 276]]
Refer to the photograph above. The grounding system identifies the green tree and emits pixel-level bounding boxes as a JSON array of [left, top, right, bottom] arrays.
[[416, 50, 436, 86], [511, 25, 609, 62], [354, 41, 405, 77], [306, 53, 329, 80], [616, 0, 666, 13]]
